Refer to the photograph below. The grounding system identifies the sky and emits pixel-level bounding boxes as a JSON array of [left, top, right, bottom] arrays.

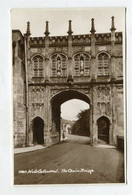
[[11, 8, 125, 120], [61, 99, 89, 121], [11, 8, 125, 37]]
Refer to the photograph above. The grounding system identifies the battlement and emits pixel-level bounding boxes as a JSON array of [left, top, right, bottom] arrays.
[[49, 36, 68, 47], [30, 37, 45, 47], [95, 32, 122, 45], [29, 32, 122, 47]]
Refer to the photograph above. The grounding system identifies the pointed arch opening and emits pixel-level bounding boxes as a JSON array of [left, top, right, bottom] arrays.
[[51, 90, 91, 143], [97, 116, 110, 144], [33, 117, 44, 145]]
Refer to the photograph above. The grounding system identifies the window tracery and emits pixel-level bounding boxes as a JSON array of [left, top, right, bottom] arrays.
[[33, 55, 44, 77], [51, 54, 67, 77], [98, 53, 109, 76], [74, 53, 90, 76]]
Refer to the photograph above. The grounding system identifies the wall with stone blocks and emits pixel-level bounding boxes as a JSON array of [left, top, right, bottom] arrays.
[[13, 59, 26, 147]]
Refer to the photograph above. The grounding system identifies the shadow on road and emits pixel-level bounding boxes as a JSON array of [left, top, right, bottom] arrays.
[[61, 134, 91, 145]]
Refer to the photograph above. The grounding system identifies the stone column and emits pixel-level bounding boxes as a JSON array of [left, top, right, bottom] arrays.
[[28, 120, 34, 146], [111, 83, 117, 145], [109, 121, 113, 145], [90, 18, 96, 81], [91, 85, 98, 146], [44, 86, 53, 146], [110, 16, 116, 80], [90, 19, 97, 145], [25, 21, 31, 146], [44, 21, 50, 83], [89, 103, 94, 145], [67, 20, 73, 84]]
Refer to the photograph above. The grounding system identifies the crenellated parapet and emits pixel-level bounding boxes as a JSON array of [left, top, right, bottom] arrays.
[[49, 36, 68, 47], [95, 33, 111, 45], [72, 34, 91, 46], [28, 32, 122, 48], [30, 37, 45, 47], [95, 32, 122, 45], [115, 32, 123, 43]]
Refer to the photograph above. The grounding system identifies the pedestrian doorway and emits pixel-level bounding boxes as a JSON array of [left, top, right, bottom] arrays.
[[33, 117, 44, 144], [97, 116, 110, 144]]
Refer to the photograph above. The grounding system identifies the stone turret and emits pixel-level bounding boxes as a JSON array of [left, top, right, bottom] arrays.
[[110, 16, 116, 31], [26, 21, 31, 36], [90, 18, 96, 34], [25, 21, 31, 60], [67, 20, 73, 85], [44, 21, 50, 49], [110, 16, 116, 80], [90, 18, 96, 81], [44, 21, 50, 37], [44, 21, 50, 83], [67, 20, 73, 36], [110, 16, 116, 46]]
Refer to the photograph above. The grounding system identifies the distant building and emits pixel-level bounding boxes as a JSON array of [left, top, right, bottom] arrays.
[[12, 17, 124, 148]]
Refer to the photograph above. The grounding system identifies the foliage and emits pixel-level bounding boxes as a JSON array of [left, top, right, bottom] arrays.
[[71, 109, 90, 136]]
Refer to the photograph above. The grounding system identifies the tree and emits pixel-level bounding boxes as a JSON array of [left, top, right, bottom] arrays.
[[71, 109, 90, 136]]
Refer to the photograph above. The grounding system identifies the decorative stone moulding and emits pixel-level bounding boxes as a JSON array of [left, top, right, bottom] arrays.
[[32, 87, 45, 92], [32, 103, 44, 106]]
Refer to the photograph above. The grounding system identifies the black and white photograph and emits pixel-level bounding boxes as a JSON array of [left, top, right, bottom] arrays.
[[11, 8, 125, 185]]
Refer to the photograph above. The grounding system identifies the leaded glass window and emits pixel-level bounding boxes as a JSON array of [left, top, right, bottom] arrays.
[[33, 55, 44, 77], [74, 53, 90, 76], [98, 53, 109, 76], [51, 54, 67, 77]]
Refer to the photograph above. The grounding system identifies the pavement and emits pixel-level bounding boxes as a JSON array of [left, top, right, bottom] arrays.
[[14, 135, 115, 154], [14, 134, 124, 185], [94, 144, 116, 149], [14, 145, 47, 154], [14, 137, 69, 154]]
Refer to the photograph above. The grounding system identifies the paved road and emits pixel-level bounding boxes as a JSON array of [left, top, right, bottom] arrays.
[[14, 134, 124, 184]]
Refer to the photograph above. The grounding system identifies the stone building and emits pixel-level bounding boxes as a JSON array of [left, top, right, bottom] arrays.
[[12, 17, 124, 148]]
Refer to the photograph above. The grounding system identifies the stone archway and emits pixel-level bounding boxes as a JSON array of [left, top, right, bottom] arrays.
[[33, 117, 44, 145], [97, 116, 110, 144], [50, 90, 91, 143]]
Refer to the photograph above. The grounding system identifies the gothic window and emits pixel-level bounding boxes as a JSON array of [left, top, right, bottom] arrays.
[[80, 56, 84, 75], [57, 56, 61, 76], [74, 53, 80, 76], [51, 54, 67, 77], [98, 53, 109, 76], [74, 53, 90, 76], [33, 55, 44, 77]]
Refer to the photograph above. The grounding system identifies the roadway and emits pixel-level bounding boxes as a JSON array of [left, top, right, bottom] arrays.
[[14, 134, 124, 184]]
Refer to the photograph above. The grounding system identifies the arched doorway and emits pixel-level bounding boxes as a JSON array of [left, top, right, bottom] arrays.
[[33, 117, 44, 145], [97, 116, 110, 144], [51, 90, 91, 142]]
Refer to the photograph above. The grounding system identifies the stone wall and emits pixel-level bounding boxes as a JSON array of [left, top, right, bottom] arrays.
[[13, 56, 26, 146], [13, 31, 26, 147]]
